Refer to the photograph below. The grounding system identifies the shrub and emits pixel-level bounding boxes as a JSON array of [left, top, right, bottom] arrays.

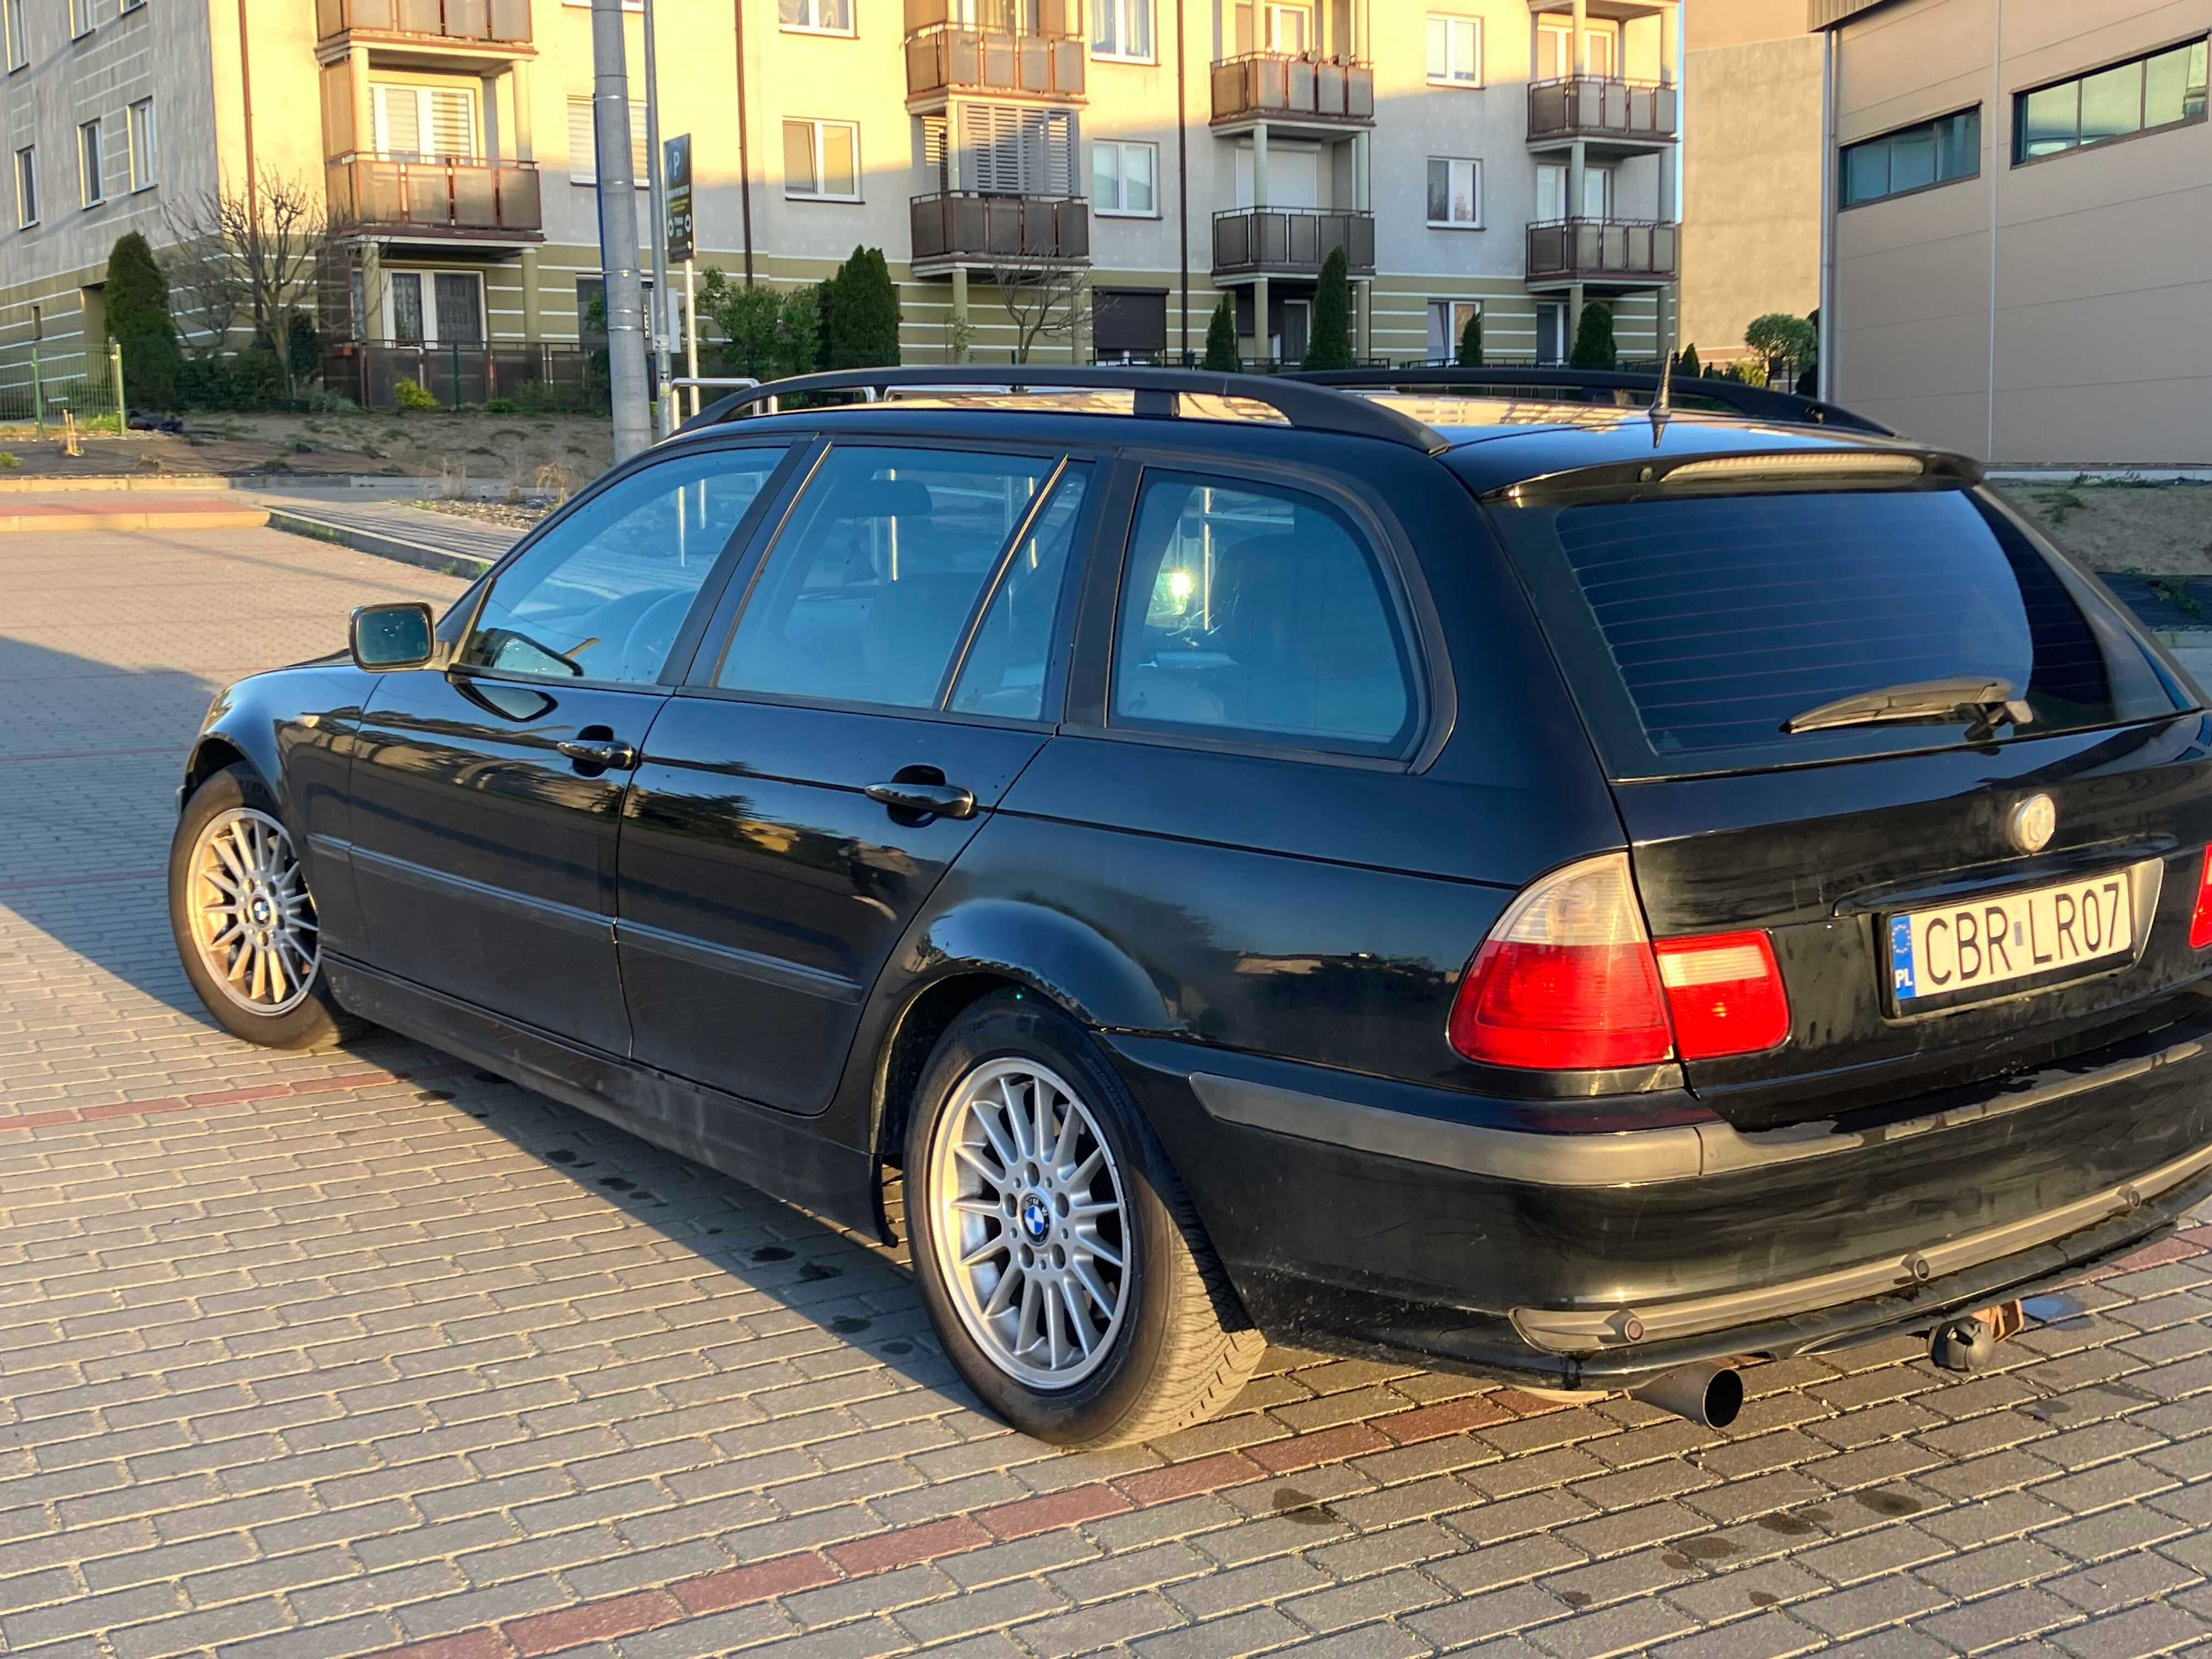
[[1457, 309, 1483, 366], [393, 378, 441, 413], [1301, 246, 1353, 371], [0, 453, 19, 469], [304, 387, 358, 414], [174, 350, 284, 411], [284, 311, 323, 390], [701, 271, 821, 381], [1676, 341, 1701, 377], [825, 246, 901, 369], [1202, 295, 1239, 372], [1745, 312, 1817, 376], [104, 232, 180, 410], [1568, 301, 1617, 369], [482, 397, 518, 414]]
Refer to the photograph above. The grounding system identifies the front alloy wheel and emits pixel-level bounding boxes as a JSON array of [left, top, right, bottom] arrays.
[[184, 808, 320, 1014]]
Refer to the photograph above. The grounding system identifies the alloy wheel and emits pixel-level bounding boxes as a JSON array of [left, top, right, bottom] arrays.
[[184, 807, 320, 1017]]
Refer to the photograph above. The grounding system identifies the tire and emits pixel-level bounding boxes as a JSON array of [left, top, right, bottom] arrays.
[[168, 762, 358, 1051], [905, 990, 1264, 1447]]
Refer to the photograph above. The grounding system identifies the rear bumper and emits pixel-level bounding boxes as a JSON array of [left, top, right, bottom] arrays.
[[1107, 1005, 2212, 1389]]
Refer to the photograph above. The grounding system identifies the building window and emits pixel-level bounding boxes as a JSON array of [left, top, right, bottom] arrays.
[[2015, 37, 2207, 163], [784, 119, 859, 200], [1426, 14, 1481, 86], [77, 119, 100, 206], [127, 98, 154, 190], [566, 95, 650, 185], [1426, 298, 1481, 362], [374, 84, 477, 162], [1839, 106, 1979, 207], [386, 270, 484, 347], [69, 0, 92, 38], [1426, 157, 1481, 227], [778, 0, 852, 32], [1093, 0, 1152, 61], [961, 104, 1076, 195], [15, 144, 35, 226], [121, 0, 145, 10], [1093, 287, 1167, 360], [1092, 140, 1156, 216], [4, 0, 23, 69]]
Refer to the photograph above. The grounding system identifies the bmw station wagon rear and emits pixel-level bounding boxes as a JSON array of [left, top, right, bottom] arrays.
[[170, 368, 2212, 1446]]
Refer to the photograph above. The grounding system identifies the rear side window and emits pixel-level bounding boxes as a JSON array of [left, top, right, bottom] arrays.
[[1498, 489, 2189, 778], [1111, 472, 1415, 754]]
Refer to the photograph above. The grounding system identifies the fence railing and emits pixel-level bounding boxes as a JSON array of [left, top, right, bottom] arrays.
[[1212, 207, 1375, 277], [1525, 217, 1679, 283], [906, 24, 1086, 101], [1210, 53, 1374, 124], [904, 0, 1080, 31], [1526, 76, 1679, 143], [325, 155, 543, 235], [0, 343, 123, 433], [315, 0, 531, 44], [322, 342, 607, 413], [911, 192, 1090, 266]]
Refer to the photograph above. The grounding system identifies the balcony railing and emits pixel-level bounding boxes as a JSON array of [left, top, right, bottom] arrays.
[[1525, 217, 1679, 284], [1212, 207, 1375, 278], [1527, 76, 1679, 144], [904, 0, 1080, 33], [911, 191, 1090, 267], [1211, 53, 1375, 126], [325, 155, 543, 236], [316, 0, 532, 44], [906, 25, 1085, 102]]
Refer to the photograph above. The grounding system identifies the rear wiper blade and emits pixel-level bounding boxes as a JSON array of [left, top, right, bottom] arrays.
[[1783, 676, 2033, 738]]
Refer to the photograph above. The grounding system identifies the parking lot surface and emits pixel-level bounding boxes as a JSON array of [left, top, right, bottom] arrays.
[[8, 526, 2212, 1659]]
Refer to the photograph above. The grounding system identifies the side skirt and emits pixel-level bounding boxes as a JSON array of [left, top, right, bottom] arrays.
[[325, 956, 883, 1238]]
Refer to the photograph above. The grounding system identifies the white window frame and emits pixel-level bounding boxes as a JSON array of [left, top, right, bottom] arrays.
[[69, 0, 93, 39], [784, 117, 861, 201], [77, 117, 101, 207], [778, 0, 855, 35], [127, 97, 154, 191], [1426, 13, 1482, 87], [566, 95, 650, 188], [3, 0, 23, 71], [1092, 139, 1157, 217], [121, 0, 145, 11], [14, 144, 35, 226], [1093, 0, 1154, 63], [1425, 298, 1482, 360], [383, 269, 486, 348], [373, 83, 479, 162], [1426, 156, 1482, 228]]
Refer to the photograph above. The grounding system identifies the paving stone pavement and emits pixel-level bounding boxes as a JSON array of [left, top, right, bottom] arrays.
[[8, 526, 2212, 1659]]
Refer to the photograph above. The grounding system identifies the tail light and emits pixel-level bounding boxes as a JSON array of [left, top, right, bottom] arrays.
[[2190, 848, 2212, 950], [1448, 853, 1792, 1071]]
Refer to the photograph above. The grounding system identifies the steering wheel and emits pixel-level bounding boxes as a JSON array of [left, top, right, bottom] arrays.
[[614, 590, 699, 682]]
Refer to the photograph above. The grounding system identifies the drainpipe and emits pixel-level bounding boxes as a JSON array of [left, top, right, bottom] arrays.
[[1176, 0, 1189, 360], [236, 0, 258, 221], [1818, 25, 1836, 402], [733, 0, 755, 285], [1985, 0, 2001, 461]]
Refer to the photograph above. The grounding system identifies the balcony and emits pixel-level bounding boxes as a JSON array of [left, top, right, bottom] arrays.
[[315, 0, 531, 48], [1211, 54, 1375, 132], [1525, 217, 1679, 286], [1527, 76, 1679, 146], [1212, 207, 1375, 279], [905, 25, 1085, 107], [325, 155, 543, 240], [911, 191, 1090, 275]]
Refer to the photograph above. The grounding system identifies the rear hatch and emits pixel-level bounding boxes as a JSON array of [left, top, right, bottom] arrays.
[[1479, 456, 2212, 1131]]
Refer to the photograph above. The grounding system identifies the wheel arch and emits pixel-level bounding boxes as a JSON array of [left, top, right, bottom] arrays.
[[181, 735, 256, 806]]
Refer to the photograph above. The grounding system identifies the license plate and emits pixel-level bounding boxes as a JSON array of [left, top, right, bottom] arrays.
[[1888, 871, 2136, 1007]]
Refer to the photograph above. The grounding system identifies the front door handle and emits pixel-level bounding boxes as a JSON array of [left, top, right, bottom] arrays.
[[864, 780, 977, 820], [556, 738, 640, 771]]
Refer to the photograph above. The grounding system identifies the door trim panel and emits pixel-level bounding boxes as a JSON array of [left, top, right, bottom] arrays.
[[616, 917, 867, 1004], [345, 840, 615, 942]]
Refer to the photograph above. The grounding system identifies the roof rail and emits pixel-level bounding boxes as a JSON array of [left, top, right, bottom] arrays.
[[676, 365, 1449, 453], [1282, 366, 1895, 436]]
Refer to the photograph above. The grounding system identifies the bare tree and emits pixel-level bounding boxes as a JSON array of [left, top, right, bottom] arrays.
[[987, 262, 1088, 364], [162, 168, 329, 355], [156, 224, 245, 359]]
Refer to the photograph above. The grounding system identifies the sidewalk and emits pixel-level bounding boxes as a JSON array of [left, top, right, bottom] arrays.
[[246, 486, 525, 577], [0, 493, 269, 533]]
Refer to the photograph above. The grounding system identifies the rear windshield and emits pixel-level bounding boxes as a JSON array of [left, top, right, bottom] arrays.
[[1491, 488, 2192, 780]]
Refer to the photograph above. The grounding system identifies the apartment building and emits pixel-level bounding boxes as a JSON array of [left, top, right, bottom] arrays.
[[1816, 0, 2212, 463], [0, 0, 1683, 398]]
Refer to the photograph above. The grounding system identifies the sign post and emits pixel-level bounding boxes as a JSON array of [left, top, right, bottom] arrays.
[[665, 134, 701, 419]]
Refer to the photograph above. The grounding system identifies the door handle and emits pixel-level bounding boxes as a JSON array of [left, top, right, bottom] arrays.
[[556, 738, 639, 771], [864, 781, 977, 821]]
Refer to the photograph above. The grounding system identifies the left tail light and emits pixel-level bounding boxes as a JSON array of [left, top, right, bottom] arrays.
[[2190, 847, 2212, 950]]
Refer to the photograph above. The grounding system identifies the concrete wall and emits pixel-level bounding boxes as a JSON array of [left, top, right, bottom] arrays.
[[1829, 0, 2212, 462]]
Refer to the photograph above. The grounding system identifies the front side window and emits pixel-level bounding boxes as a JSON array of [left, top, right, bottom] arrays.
[[718, 446, 1063, 713], [951, 469, 1090, 720], [15, 144, 35, 226], [77, 119, 100, 207], [1093, 0, 1152, 60], [1840, 107, 1979, 207], [780, 0, 853, 31], [784, 119, 860, 199], [460, 447, 788, 685], [1092, 139, 1155, 215], [2015, 37, 2208, 162], [127, 97, 154, 190], [1426, 156, 1481, 225], [1426, 14, 1481, 85], [1112, 473, 1415, 753]]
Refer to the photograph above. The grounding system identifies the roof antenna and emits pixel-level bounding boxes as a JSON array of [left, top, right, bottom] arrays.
[[1650, 346, 1674, 447]]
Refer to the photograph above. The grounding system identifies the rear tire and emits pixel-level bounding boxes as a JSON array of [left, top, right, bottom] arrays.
[[905, 990, 1263, 1447], [168, 763, 357, 1051]]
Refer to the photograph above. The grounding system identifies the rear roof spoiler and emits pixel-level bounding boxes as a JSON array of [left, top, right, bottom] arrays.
[[1283, 367, 1895, 437]]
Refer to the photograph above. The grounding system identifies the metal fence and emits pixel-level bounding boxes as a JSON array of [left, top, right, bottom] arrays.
[[322, 342, 609, 413], [0, 344, 124, 434]]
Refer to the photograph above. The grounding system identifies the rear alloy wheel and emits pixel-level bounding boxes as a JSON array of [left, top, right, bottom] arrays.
[[169, 763, 357, 1050], [906, 991, 1263, 1446]]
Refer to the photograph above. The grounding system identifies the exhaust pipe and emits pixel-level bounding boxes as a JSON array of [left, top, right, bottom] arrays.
[[1630, 1363, 1744, 1429]]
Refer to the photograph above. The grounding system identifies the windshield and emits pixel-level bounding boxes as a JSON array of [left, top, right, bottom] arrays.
[[1490, 488, 2193, 780]]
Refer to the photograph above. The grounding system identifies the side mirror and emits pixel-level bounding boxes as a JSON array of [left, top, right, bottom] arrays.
[[350, 602, 436, 670]]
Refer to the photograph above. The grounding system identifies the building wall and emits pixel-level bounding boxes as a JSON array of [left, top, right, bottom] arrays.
[[1828, 0, 2212, 462], [1679, 5, 1821, 364]]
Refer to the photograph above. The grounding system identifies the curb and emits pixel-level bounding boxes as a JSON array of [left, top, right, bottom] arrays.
[[263, 505, 498, 579], [0, 506, 270, 533], [0, 473, 235, 492]]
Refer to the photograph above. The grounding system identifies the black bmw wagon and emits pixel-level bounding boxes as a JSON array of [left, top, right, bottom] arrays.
[[169, 366, 2212, 1447]]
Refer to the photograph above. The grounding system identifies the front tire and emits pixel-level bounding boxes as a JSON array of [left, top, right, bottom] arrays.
[[169, 763, 356, 1050], [905, 991, 1263, 1447]]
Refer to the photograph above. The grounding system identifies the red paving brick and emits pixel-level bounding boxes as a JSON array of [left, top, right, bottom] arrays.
[[371, 1635, 514, 1659], [673, 1551, 842, 1614], [1115, 1451, 1266, 1505], [1377, 1396, 1516, 1444], [827, 1515, 994, 1576], [978, 1484, 1135, 1540], [1249, 1423, 1394, 1473], [503, 1590, 687, 1655]]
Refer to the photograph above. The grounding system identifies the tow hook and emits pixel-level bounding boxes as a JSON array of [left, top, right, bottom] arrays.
[[1929, 1299, 2026, 1373]]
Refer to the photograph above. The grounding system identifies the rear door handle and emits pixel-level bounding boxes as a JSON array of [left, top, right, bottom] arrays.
[[864, 781, 977, 820], [556, 739, 640, 770]]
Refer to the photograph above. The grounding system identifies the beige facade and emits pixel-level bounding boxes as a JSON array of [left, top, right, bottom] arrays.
[[0, 0, 1685, 402], [1819, 0, 2212, 464], [1678, 0, 1821, 366]]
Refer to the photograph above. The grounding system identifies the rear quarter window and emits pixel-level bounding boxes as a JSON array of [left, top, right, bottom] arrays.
[[1491, 488, 2191, 780]]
